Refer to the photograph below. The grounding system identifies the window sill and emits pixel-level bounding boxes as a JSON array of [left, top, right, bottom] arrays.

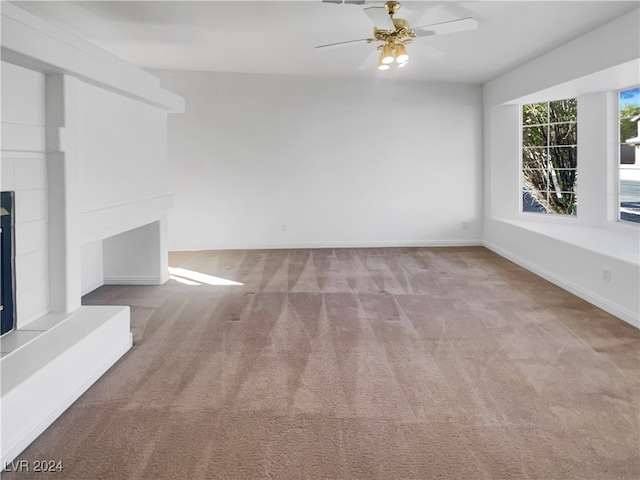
[[495, 218, 640, 266]]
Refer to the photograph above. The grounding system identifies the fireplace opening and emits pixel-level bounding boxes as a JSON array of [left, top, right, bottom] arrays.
[[1, 191, 16, 336]]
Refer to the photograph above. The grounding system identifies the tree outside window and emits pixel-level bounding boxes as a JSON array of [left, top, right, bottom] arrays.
[[522, 99, 577, 215]]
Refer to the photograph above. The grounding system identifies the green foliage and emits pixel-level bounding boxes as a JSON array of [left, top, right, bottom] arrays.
[[620, 105, 640, 142], [549, 98, 577, 123], [523, 102, 547, 125], [522, 99, 577, 215]]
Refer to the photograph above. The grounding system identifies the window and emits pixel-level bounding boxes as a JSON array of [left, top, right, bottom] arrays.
[[619, 87, 640, 224], [522, 99, 577, 215]]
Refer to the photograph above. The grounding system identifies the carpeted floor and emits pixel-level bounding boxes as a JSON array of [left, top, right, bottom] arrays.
[[4, 247, 639, 479]]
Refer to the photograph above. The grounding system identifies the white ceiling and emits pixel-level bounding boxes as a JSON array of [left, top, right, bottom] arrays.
[[11, 0, 640, 83]]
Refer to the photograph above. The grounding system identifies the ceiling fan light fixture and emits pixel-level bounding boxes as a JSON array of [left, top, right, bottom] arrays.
[[395, 44, 409, 63], [381, 43, 394, 64], [377, 60, 391, 70]]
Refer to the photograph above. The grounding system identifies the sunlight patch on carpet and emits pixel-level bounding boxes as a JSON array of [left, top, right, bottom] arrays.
[[169, 267, 244, 286]]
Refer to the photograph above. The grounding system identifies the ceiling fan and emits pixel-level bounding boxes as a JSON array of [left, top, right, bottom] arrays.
[[316, 1, 479, 71]]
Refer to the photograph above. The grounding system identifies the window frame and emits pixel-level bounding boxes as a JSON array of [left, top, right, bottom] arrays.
[[617, 85, 640, 226]]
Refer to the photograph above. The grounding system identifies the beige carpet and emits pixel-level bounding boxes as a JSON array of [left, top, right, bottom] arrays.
[[4, 247, 639, 479]]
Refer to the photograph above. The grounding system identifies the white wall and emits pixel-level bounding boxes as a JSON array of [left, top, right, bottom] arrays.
[[1, 61, 49, 327], [153, 70, 483, 250], [483, 10, 640, 108], [483, 9, 640, 326]]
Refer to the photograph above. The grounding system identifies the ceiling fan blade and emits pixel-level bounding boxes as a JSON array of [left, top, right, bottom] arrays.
[[363, 6, 395, 30], [413, 17, 479, 37], [315, 38, 370, 50], [358, 48, 380, 70], [411, 42, 446, 60]]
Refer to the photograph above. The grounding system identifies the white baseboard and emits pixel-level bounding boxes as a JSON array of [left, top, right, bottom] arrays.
[[172, 240, 484, 251], [96, 270, 170, 288], [484, 242, 639, 328], [104, 275, 167, 285]]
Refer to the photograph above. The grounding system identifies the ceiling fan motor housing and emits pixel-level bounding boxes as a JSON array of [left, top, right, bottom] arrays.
[[373, 16, 414, 45], [392, 17, 409, 30], [385, 1, 401, 16]]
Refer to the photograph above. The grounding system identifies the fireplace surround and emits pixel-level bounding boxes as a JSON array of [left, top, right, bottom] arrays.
[[0, 2, 183, 466]]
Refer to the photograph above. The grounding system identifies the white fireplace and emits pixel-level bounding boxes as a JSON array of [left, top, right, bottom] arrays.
[[0, 2, 183, 465]]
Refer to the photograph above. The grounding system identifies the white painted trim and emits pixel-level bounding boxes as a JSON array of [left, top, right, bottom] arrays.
[[173, 240, 484, 251], [159, 271, 170, 285], [104, 275, 168, 286], [0, 123, 45, 153], [1, 152, 46, 159], [484, 241, 639, 328], [79, 195, 172, 245]]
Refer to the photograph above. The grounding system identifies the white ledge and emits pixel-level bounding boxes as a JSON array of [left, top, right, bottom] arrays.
[[497, 218, 640, 266], [80, 194, 172, 245], [0, 306, 132, 465]]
